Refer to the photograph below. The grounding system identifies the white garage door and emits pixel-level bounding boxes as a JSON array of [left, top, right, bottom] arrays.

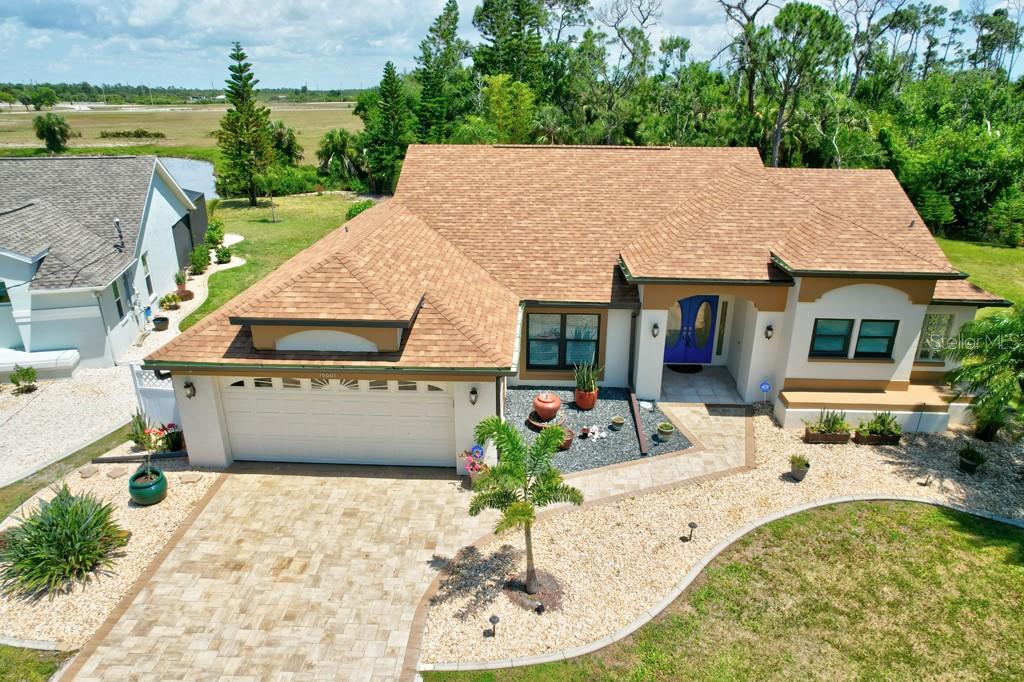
[[219, 377, 455, 467]]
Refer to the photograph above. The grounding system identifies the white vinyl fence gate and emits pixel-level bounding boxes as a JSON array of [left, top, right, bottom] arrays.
[[129, 362, 180, 426]]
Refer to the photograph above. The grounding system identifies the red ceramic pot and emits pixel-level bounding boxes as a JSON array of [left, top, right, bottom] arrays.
[[533, 392, 561, 421], [574, 388, 598, 411]]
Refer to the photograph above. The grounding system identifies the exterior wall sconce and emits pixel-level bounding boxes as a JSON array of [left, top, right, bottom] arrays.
[[469, 387, 478, 405], [764, 324, 774, 340], [183, 381, 196, 399], [652, 322, 660, 338]]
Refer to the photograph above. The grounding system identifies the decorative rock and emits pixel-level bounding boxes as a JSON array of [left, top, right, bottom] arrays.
[[639, 401, 654, 411], [105, 466, 126, 479], [179, 472, 202, 484], [79, 465, 99, 479]]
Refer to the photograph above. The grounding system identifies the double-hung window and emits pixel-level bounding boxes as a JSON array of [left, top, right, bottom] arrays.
[[141, 253, 154, 297], [526, 313, 599, 369], [854, 320, 899, 358], [112, 280, 126, 319], [917, 313, 954, 362], [809, 319, 853, 358]]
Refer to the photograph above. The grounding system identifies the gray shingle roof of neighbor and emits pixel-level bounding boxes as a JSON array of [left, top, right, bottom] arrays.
[[0, 156, 158, 289]]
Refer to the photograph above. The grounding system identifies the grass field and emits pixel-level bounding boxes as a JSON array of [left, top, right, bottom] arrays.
[[0, 644, 71, 682], [179, 193, 353, 330], [425, 501, 1024, 681], [0, 102, 360, 160], [938, 237, 1024, 307]]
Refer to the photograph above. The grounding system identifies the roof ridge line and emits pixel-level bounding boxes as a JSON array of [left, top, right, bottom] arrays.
[[336, 250, 415, 320], [759, 170, 957, 274]]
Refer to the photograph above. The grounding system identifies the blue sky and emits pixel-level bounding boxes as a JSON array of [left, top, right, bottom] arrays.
[[1, 0, 975, 90]]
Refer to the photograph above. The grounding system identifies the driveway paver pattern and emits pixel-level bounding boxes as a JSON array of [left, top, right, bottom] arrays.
[[71, 464, 495, 681]]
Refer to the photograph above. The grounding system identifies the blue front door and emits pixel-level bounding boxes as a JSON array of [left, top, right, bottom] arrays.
[[664, 295, 719, 364]]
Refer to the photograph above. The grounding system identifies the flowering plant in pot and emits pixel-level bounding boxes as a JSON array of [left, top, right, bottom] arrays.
[[129, 425, 168, 506], [573, 362, 601, 410], [461, 444, 488, 485], [162, 423, 184, 452]]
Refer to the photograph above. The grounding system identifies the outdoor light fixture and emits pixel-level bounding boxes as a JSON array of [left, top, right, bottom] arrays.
[[183, 381, 196, 399], [484, 614, 500, 638], [680, 521, 698, 543], [764, 324, 775, 340], [469, 387, 479, 405], [652, 322, 661, 338]]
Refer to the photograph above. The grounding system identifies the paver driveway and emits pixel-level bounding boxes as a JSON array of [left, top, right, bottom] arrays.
[[69, 463, 495, 681]]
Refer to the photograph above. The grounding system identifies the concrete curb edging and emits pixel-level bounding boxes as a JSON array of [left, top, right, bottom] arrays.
[[419, 495, 1024, 673], [0, 634, 70, 652]]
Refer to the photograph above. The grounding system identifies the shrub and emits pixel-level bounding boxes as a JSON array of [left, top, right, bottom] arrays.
[[858, 411, 902, 436], [10, 364, 37, 394], [130, 410, 149, 448], [805, 409, 850, 434], [188, 245, 210, 275], [215, 246, 232, 264], [0, 485, 129, 597], [98, 129, 166, 139], [159, 293, 181, 310], [345, 199, 374, 221], [204, 218, 225, 247], [790, 454, 810, 469], [259, 164, 323, 196]]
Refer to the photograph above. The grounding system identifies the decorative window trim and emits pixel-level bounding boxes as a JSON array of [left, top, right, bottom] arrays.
[[854, 319, 899, 359], [808, 318, 854, 358]]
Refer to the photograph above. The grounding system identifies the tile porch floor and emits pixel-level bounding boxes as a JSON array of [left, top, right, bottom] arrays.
[[659, 365, 746, 405]]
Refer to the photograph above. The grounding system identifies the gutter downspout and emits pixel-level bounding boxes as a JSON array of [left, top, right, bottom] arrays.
[[627, 309, 638, 390]]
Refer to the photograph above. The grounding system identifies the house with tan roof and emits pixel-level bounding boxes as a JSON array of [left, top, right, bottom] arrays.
[[146, 145, 1008, 471]]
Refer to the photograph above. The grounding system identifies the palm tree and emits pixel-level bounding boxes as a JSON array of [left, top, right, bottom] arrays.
[[469, 416, 583, 594], [945, 306, 1024, 440]]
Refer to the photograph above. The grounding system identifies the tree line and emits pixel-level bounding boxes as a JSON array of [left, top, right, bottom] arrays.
[[0, 82, 362, 107], [294, 0, 1022, 245]]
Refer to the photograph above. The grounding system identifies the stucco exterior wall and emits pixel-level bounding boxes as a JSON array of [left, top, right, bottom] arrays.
[[452, 380, 498, 474], [134, 172, 190, 308], [633, 308, 667, 401], [28, 290, 109, 366], [173, 374, 233, 467]]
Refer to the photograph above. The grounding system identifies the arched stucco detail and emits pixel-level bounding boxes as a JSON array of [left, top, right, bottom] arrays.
[[275, 329, 379, 352], [798, 278, 936, 305]]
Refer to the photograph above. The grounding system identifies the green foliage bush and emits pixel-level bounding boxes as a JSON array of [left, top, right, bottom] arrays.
[[204, 218, 224, 247], [260, 164, 324, 196], [9, 364, 37, 393], [188, 245, 210, 275], [0, 485, 129, 597], [130, 410, 149, 448], [987, 190, 1024, 247], [215, 246, 232, 264], [345, 199, 375, 221], [858, 411, 902, 436], [98, 129, 166, 139], [32, 113, 70, 153], [806, 409, 850, 434]]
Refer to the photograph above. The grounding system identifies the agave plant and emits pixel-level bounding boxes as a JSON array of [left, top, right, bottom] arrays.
[[0, 485, 128, 598], [574, 362, 600, 393]]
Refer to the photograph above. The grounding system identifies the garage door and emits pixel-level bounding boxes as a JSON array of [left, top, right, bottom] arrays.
[[219, 377, 455, 466]]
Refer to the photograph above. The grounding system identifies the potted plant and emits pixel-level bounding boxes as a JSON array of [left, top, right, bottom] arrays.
[[790, 454, 810, 481], [610, 415, 625, 431], [573, 362, 601, 410], [159, 292, 181, 311], [129, 426, 168, 506], [461, 444, 488, 486], [957, 446, 985, 474], [173, 269, 187, 294], [152, 316, 170, 332], [657, 421, 675, 442], [162, 422, 184, 452], [854, 411, 902, 445], [804, 409, 851, 444]]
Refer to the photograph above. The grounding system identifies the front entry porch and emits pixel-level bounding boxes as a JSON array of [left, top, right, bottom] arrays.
[[660, 365, 745, 404]]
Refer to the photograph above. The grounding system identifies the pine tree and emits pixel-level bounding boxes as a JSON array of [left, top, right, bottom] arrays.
[[217, 42, 273, 206], [416, 0, 472, 142], [473, 0, 546, 94], [363, 62, 414, 193]]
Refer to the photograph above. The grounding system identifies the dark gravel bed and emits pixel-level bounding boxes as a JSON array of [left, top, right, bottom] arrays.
[[504, 386, 692, 474]]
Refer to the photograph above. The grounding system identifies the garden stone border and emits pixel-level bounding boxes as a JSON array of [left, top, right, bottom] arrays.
[[418, 495, 1024, 673], [0, 634, 71, 652]]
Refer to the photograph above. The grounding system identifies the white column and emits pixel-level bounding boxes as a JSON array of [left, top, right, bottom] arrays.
[[634, 308, 667, 401], [452, 380, 498, 474], [173, 374, 232, 468]]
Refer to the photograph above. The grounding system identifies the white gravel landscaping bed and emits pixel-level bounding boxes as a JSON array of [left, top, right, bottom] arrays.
[[0, 444, 219, 649], [419, 406, 1024, 665]]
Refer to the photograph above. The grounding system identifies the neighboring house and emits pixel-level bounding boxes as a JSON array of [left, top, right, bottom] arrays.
[[0, 156, 205, 376], [145, 145, 1008, 472]]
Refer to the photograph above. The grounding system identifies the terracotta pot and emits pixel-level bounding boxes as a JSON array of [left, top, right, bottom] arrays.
[[176, 282, 187, 294], [574, 388, 598, 410], [533, 392, 561, 421], [559, 428, 574, 451]]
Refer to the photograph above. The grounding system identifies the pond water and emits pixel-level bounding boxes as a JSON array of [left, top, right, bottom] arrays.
[[161, 157, 217, 198]]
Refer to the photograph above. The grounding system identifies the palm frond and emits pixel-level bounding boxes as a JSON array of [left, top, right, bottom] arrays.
[[494, 501, 535, 534], [468, 488, 519, 517], [475, 416, 527, 476]]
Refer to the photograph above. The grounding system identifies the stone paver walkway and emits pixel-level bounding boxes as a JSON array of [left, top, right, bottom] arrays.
[[69, 464, 495, 681], [565, 404, 752, 500]]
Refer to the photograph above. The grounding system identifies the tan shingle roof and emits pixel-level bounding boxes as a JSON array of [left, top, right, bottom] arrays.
[[149, 145, 999, 372], [933, 279, 1011, 306]]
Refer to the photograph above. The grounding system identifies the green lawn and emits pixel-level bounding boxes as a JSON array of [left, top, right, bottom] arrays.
[[0, 645, 70, 682], [0, 144, 219, 164], [425, 502, 1024, 681], [179, 193, 352, 331], [938, 237, 1024, 307]]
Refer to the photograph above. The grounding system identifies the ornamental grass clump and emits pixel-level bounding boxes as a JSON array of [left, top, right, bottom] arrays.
[[806, 409, 850, 434], [0, 485, 128, 598]]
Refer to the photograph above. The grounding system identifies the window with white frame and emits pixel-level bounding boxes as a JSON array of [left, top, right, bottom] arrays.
[[141, 253, 154, 297], [112, 279, 126, 319], [917, 313, 954, 361]]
